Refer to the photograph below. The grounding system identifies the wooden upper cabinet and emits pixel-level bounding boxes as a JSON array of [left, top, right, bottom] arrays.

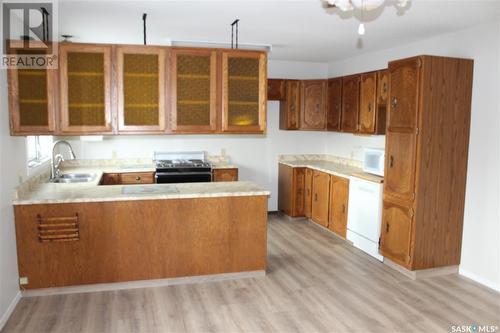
[[328, 175, 349, 238], [387, 57, 421, 131], [8, 65, 56, 135], [267, 79, 284, 101], [380, 200, 413, 266], [359, 72, 377, 134], [116, 46, 166, 133], [300, 80, 327, 130], [377, 69, 389, 106], [221, 51, 267, 133], [170, 48, 217, 133], [311, 170, 330, 227], [341, 74, 360, 133], [59, 43, 113, 133], [279, 80, 301, 130], [327, 78, 342, 131]]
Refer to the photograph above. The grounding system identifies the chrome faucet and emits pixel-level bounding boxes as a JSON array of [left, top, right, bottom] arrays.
[[51, 140, 76, 179]]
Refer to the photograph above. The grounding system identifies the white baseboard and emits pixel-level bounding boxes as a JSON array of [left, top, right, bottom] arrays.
[[0, 291, 21, 331], [459, 268, 500, 292]]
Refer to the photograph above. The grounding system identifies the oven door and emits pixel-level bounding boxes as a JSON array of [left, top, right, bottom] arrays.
[[155, 171, 213, 184]]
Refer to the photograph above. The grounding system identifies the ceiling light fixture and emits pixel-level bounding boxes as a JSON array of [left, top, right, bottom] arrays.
[[325, 0, 410, 35], [326, 0, 409, 11]]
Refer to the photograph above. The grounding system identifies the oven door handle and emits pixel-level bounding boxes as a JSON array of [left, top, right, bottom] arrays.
[[156, 171, 213, 176]]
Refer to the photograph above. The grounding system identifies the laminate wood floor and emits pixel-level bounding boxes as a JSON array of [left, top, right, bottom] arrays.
[[3, 214, 500, 333]]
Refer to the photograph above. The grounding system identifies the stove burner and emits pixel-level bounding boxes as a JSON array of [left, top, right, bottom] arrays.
[[155, 159, 211, 169]]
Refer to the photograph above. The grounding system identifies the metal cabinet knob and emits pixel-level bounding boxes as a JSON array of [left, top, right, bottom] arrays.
[[136, 176, 141, 181], [391, 97, 398, 109]]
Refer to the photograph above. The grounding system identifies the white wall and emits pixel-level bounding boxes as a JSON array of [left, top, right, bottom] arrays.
[[0, 70, 25, 328], [327, 21, 500, 291], [60, 60, 333, 212]]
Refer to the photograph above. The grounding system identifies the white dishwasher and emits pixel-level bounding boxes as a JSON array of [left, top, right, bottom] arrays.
[[346, 176, 384, 261]]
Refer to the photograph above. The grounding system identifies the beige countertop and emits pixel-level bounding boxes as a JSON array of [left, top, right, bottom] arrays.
[[279, 160, 383, 183], [13, 165, 268, 206]]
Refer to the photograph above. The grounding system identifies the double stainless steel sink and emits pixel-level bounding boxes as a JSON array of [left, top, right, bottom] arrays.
[[50, 173, 96, 184]]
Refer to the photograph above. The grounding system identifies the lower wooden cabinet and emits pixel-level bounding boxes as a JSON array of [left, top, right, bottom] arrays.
[[100, 173, 121, 185], [212, 168, 238, 182], [278, 164, 305, 217], [379, 199, 414, 266], [14, 196, 268, 289], [278, 165, 351, 231], [304, 168, 313, 218], [100, 172, 155, 185], [311, 170, 330, 227], [328, 175, 349, 238]]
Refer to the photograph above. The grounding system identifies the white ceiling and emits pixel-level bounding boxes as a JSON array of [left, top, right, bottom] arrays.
[[59, 0, 500, 62]]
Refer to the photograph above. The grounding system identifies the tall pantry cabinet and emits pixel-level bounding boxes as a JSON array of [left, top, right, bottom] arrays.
[[380, 56, 473, 270]]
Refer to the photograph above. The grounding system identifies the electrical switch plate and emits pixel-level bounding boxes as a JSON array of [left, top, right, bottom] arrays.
[[19, 277, 28, 285]]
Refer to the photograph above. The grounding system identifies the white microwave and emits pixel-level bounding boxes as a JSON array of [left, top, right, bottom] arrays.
[[363, 148, 385, 176]]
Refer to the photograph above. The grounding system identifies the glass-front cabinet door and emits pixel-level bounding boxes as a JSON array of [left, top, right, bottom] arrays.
[[117, 46, 166, 133], [221, 51, 267, 133], [59, 44, 112, 133], [8, 65, 56, 135], [7, 45, 56, 135], [170, 48, 217, 132]]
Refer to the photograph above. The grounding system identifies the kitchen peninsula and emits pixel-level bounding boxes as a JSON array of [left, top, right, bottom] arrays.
[[13, 161, 269, 291]]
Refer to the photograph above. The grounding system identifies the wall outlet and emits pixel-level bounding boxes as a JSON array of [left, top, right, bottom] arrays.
[[19, 277, 28, 285]]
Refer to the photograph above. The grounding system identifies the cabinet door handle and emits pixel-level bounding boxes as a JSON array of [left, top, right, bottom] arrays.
[[368, 103, 372, 113], [389, 155, 394, 168], [386, 222, 390, 233], [135, 176, 141, 181], [342, 204, 345, 213], [314, 193, 318, 201], [391, 97, 398, 109], [383, 82, 387, 94]]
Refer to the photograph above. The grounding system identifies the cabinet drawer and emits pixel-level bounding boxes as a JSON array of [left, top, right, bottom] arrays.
[[120, 172, 155, 184], [212, 168, 238, 182]]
